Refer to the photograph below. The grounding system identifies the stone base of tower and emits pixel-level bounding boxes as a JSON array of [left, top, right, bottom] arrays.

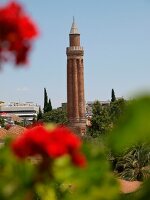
[[68, 120, 86, 136]]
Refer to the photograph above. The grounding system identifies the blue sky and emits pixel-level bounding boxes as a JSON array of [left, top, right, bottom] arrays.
[[0, 0, 150, 108]]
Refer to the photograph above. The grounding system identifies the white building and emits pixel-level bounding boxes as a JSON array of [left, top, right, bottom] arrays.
[[0, 102, 39, 122]]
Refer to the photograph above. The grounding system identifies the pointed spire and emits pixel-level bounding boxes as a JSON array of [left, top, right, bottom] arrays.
[[70, 17, 79, 34]]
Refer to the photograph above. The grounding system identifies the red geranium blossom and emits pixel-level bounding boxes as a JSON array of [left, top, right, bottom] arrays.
[[71, 152, 87, 167], [0, 1, 38, 66], [11, 126, 50, 158], [46, 126, 82, 157], [11, 125, 87, 168]]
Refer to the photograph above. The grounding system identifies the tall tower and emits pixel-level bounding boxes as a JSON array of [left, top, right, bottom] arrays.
[[66, 18, 86, 135]]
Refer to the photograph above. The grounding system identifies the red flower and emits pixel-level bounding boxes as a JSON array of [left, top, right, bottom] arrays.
[[12, 126, 50, 158], [20, 16, 37, 39], [47, 126, 81, 157], [71, 152, 87, 168], [11, 125, 87, 168], [0, 1, 38, 66]]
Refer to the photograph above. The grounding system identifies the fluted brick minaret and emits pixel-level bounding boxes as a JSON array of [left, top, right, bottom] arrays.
[[66, 18, 86, 135]]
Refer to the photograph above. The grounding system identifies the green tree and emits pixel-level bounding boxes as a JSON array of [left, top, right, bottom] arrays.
[[111, 89, 116, 102], [44, 88, 48, 113], [0, 116, 5, 127], [43, 108, 68, 125], [47, 98, 52, 112], [37, 106, 43, 121], [44, 88, 53, 113], [110, 98, 126, 125], [32, 115, 36, 123], [88, 101, 111, 137]]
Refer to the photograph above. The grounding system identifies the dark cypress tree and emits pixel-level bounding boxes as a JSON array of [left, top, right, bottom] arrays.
[[37, 106, 43, 121], [44, 88, 48, 113], [32, 115, 36, 123], [111, 89, 116, 102], [47, 98, 52, 112]]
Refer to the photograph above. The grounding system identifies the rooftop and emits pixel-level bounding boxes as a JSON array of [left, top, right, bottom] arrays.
[[0, 125, 26, 139]]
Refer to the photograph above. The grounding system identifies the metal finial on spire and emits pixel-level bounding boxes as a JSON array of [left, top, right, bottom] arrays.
[[70, 17, 79, 34]]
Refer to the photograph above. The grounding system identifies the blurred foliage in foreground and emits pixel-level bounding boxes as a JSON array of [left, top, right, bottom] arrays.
[[108, 96, 150, 151], [87, 98, 126, 137], [0, 95, 150, 200], [107, 96, 150, 199]]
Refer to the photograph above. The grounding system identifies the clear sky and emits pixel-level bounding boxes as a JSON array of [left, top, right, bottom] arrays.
[[0, 0, 150, 108]]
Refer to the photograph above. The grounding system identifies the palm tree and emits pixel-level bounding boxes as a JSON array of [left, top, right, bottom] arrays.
[[114, 144, 150, 181]]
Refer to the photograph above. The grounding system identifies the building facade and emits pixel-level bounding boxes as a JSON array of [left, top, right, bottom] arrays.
[[66, 18, 86, 135], [0, 102, 39, 123]]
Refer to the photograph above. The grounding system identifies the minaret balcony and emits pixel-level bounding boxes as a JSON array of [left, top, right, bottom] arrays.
[[66, 46, 84, 56]]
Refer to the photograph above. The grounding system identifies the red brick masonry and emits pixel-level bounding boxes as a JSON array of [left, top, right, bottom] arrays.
[[66, 21, 86, 135]]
